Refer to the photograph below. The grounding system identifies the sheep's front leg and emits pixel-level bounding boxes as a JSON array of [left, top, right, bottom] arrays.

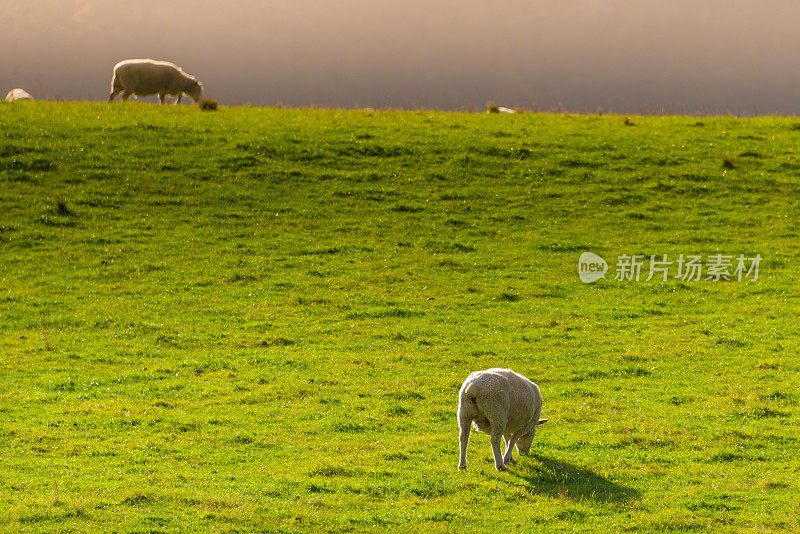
[[490, 430, 507, 471], [458, 417, 471, 470], [175, 93, 182, 105], [503, 434, 519, 466]]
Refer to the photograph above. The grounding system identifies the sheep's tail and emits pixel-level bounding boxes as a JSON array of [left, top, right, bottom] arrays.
[[461, 381, 481, 408]]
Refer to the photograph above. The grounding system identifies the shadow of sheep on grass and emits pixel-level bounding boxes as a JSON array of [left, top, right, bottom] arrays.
[[509, 455, 639, 504]]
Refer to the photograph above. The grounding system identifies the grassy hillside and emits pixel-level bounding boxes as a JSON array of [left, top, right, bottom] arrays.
[[1, 101, 798, 532]]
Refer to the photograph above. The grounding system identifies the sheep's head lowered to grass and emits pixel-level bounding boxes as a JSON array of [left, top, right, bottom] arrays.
[[199, 98, 218, 111]]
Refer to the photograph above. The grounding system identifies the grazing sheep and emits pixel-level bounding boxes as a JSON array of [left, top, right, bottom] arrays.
[[457, 368, 547, 471], [5, 88, 33, 102], [108, 59, 203, 104], [486, 105, 519, 114]]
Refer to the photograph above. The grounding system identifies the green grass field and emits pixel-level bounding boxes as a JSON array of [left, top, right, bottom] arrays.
[[1, 101, 798, 532]]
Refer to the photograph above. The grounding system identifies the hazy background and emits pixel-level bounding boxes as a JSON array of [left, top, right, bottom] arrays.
[[3, 0, 800, 114]]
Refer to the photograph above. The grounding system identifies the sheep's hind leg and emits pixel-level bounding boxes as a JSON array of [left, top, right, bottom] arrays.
[[503, 434, 519, 466], [457, 417, 472, 470], [490, 430, 507, 471]]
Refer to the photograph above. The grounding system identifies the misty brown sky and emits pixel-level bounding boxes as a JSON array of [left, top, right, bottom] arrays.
[[4, 0, 800, 114]]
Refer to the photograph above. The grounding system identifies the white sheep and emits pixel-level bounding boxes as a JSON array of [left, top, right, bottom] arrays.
[[457, 368, 548, 471], [5, 88, 33, 102], [108, 59, 203, 104]]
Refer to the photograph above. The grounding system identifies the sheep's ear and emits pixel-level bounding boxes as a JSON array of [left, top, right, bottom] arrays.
[[538, 419, 549, 425]]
